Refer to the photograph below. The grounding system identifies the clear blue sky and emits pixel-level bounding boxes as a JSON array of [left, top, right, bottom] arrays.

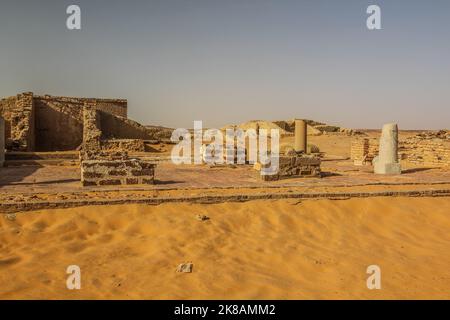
[[1, 0, 449, 129]]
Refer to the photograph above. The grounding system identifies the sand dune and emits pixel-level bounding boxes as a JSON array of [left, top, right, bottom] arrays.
[[1, 197, 450, 299]]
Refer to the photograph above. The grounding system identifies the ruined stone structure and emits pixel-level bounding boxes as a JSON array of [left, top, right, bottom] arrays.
[[373, 123, 401, 174], [255, 120, 321, 180], [351, 137, 450, 167], [81, 159, 156, 186], [350, 138, 379, 165], [402, 134, 450, 167], [351, 129, 450, 168], [80, 105, 156, 186], [0, 92, 163, 152], [101, 139, 146, 153], [255, 155, 321, 181], [0, 117, 5, 167]]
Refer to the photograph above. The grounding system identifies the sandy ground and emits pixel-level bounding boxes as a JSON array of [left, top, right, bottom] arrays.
[[1, 197, 450, 300]]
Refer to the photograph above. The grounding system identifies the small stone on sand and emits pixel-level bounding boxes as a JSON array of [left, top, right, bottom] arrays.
[[196, 214, 210, 221], [176, 262, 193, 273]]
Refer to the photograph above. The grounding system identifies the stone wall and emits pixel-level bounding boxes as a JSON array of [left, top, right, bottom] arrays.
[[81, 159, 156, 186], [101, 139, 146, 153], [351, 135, 450, 167], [0, 96, 16, 142], [34, 94, 127, 151], [0, 92, 128, 151], [10, 93, 35, 151], [255, 154, 321, 181], [99, 112, 155, 140], [80, 106, 156, 186], [402, 139, 450, 167], [82, 106, 102, 158], [350, 138, 379, 165], [0, 92, 172, 152], [0, 117, 5, 167]]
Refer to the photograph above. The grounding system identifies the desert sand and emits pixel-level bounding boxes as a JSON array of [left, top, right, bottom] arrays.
[[1, 197, 450, 300]]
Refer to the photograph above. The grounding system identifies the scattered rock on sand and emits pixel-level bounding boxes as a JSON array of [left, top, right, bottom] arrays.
[[196, 214, 210, 221], [176, 262, 193, 273]]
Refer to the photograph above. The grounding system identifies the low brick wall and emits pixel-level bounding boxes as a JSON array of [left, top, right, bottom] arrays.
[[402, 139, 450, 167], [351, 136, 450, 167], [101, 139, 145, 152], [81, 159, 156, 186], [255, 155, 321, 181], [351, 138, 379, 165]]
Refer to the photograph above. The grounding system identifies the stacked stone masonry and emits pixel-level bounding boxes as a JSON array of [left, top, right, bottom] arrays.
[[101, 139, 146, 153], [81, 105, 156, 186], [351, 138, 379, 165], [256, 155, 321, 181], [81, 159, 156, 186], [0, 92, 159, 152], [402, 139, 450, 167], [351, 134, 450, 167]]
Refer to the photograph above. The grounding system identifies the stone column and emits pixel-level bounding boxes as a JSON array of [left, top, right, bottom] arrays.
[[294, 119, 307, 153], [0, 117, 5, 167], [373, 123, 401, 174]]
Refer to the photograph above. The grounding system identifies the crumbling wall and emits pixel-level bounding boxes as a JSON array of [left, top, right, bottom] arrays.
[[80, 106, 156, 186], [100, 113, 154, 140], [0, 92, 128, 151], [351, 134, 450, 167], [10, 93, 35, 151], [0, 117, 5, 167], [34, 94, 127, 151], [351, 138, 379, 165], [81, 159, 156, 186], [82, 106, 102, 158], [0, 96, 16, 142], [402, 138, 450, 167], [101, 139, 146, 153], [255, 155, 321, 181]]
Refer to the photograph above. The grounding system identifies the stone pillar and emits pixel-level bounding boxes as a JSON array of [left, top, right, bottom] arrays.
[[373, 123, 401, 174], [11, 92, 35, 151], [0, 117, 4, 167], [294, 119, 307, 153]]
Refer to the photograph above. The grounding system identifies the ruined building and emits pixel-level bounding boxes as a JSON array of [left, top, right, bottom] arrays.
[[0, 92, 168, 152]]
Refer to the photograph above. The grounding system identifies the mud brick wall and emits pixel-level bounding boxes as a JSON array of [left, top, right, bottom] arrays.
[[10, 92, 35, 151], [0, 92, 128, 151], [0, 96, 16, 142], [256, 155, 321, 181], [402, 139, 450, 167], [82, 106, 102, 159], [101, 139, 146, 152], [0, 117, 5, 167], [33, 94, 127, 151], [99, 112, 155, 140], [81, 159, 156, 186], [351, 138, 379, 165]]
